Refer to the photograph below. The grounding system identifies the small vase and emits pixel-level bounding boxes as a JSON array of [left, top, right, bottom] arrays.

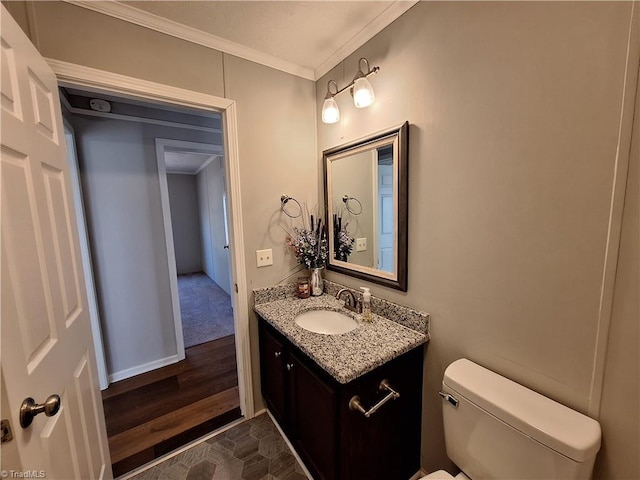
[[309, 267, 324, 296]]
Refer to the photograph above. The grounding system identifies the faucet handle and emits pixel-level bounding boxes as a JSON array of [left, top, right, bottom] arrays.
[[355, 300, 362, 314]]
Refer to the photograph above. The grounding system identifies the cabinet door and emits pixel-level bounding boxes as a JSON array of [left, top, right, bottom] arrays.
[[339, 347, 423, 480], [259, 323, 288, 428], [289, 350, 337, 480]]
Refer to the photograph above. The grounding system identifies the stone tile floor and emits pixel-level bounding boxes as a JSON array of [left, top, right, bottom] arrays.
[[128, 413, 309, 480]]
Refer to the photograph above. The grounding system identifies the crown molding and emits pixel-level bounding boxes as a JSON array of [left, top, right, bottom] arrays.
[[63, 0, 316, 80], [62, 0, 417, 82], [314, 1, 419, 80]]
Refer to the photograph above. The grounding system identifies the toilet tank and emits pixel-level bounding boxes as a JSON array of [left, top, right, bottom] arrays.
[[441, 359, 601, 480]]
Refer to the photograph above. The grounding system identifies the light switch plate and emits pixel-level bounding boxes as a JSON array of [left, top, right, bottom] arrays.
[[356, 238, 367, 252], [256, 248, 273, 267]]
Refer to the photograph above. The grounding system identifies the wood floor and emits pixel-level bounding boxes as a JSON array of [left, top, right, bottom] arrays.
[[102, 335, 241, 477]]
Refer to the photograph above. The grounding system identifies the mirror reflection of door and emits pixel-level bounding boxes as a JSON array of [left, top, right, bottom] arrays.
[[324, 121, 408, 291], [377, 146, 394, 272]]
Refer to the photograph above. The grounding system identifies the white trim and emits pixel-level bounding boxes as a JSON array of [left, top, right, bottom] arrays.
[[588, 1, 638, 417], [62, 104, 222, 134], [63, 0, 315, 81], [61, 0, 416, 82], [155, 139, 187, 366], [266, 410, 314, 480], [49, 59, 254, 419], [163, 170, 200, 177], [48, 58, 234, 112], [372, 151, 380, 270], [155, 139, 226, 358], [108, 354, 181, 384], [223, 101, 255, 417], [314, 0, 419, 79], [157, 138, 224, 156], [194, 154, 218, 175], [62, 119, 110, 391]]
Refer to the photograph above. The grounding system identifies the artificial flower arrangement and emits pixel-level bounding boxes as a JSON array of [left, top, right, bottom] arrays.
[[333, 214, 355, 262], [286, 213, 328, 270]]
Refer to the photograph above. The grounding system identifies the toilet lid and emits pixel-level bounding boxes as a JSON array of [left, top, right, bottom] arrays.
[[421, 470, 454, 480], [421, 470, 471, 480]]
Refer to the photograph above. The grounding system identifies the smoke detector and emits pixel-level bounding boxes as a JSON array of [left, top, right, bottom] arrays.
[[89, 98, 111, 113]]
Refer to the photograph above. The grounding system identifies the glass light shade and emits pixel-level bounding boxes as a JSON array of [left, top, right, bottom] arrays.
[[352, 77, 375, 108], [322, 97, 340, 124]]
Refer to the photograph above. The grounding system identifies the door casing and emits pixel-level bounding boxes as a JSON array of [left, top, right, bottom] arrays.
[[48, 58, 255, 418]]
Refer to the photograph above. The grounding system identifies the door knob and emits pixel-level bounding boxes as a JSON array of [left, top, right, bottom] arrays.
[[20, 394, 61, 428]]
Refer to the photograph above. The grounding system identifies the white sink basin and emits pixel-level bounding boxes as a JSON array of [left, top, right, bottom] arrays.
[[294, 310, 358, 335]]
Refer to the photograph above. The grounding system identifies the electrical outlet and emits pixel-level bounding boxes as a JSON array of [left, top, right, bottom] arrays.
[[256, 249, 273, 267], [356, 238, 367, 252]]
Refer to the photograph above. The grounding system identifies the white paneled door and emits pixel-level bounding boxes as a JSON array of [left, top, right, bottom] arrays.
[[1, 7, 112, 479]]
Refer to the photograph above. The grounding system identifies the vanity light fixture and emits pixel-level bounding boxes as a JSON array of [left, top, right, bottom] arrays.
[[322, 81, 340, 124], [321, 57, 380, 124]]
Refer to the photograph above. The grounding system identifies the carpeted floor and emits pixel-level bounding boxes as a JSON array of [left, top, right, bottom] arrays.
[[178, 272, 235, 348]]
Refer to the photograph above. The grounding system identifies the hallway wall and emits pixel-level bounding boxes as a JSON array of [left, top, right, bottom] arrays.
[[167, 173, 203, 275], [72, 114, 218, 381]]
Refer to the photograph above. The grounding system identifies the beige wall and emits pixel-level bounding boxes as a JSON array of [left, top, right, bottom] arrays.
[[16, 1, 316, 409], [317, 2, 639, 476], [222, 54, 317, 406], [26, 1, 225, 97], [593, 63, 640, 479]]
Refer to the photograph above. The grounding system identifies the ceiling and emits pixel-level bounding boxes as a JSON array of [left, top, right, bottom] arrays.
[[164, 152, 217, 174], [72, 1, 418, 80]]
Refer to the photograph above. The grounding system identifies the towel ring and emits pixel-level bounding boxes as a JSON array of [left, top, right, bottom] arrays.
[[342, 195, 363, 215], [281, 194, 302, 218]]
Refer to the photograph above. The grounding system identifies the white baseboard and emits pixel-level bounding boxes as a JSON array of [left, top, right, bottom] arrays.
[[108, 354, 181, 384], [266, 410, 315, 480]]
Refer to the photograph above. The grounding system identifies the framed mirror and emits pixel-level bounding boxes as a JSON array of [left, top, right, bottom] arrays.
[[323, 122, 408, 291]]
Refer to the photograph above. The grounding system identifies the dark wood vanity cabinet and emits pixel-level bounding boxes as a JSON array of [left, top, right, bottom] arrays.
[[258, 318, 424, 480]]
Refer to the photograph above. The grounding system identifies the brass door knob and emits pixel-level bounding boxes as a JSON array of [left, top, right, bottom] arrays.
[[20, 394, 61, 428]]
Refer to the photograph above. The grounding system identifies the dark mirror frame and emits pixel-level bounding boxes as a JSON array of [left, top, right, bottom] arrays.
[[323, 121, 409, 291]]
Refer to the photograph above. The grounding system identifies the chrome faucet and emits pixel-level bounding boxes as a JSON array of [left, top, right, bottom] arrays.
[[336, 288, 362, 314]]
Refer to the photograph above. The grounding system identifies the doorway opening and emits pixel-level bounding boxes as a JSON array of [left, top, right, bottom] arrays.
[[60, 86, 244, 475], [155, 138, 235, 351]]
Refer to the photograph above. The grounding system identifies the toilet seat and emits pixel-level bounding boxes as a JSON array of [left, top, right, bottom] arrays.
[[421, 470, 471, 480]]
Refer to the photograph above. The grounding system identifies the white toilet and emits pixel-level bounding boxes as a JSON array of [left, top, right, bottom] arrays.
[[422, 359, 602, 480]]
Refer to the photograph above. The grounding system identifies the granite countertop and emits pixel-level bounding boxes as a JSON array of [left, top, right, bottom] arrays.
[[254, 293, 428, 384]]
